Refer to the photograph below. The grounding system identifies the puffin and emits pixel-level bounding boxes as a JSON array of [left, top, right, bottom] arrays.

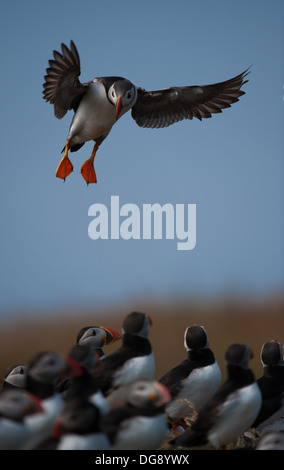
[[1, 363, 29, 391], [21, 351, 83, 449], [170, 343, 262, 449], [252, 340, 284, 431], [101, 380, 171, 450], [55, 344, 110, 415], [38, 397, 110, 450], [0, 389, 43, 450], [159, 325, 221, 436], [43, 40, 250, 184], [92, 312, 155, 408], [76, 325, 121, 358]]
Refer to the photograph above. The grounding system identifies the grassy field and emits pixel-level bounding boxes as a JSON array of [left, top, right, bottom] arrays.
[[1, 294, 283, 383]]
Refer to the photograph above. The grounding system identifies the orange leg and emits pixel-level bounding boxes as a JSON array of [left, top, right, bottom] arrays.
[[80, 143, 99, 185], [180, 419, 188, 431], [172, 423, 179, 437], [55, 141, 74, 181]]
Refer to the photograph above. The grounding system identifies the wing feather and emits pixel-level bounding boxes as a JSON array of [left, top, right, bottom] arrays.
[[131, 68, 250, 128], [42, 40, 88, 119]]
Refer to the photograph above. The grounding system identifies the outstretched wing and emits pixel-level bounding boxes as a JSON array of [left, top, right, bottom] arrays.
[[131, 68, 250, 128], [42, 40, 89, 119]]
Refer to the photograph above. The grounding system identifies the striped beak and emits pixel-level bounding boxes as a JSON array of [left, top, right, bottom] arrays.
[[101, 326, 122, 345], [116, 96, 123, 120]]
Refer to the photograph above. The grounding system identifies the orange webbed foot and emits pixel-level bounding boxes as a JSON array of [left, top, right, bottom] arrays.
[[80, 156, 97, 185], [81, 144, 99, 185], [56, 141, 73, 181], [56, 156, 74, 181]]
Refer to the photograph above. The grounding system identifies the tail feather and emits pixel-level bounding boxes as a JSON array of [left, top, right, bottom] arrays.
[[61, 143, 85, 153]]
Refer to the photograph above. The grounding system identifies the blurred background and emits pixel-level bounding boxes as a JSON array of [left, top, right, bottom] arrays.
[[0, 0, 283, 382]]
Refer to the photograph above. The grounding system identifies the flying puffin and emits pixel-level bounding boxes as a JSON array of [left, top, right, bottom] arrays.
[[170, 344, 262, 449], [159, 325, 221, 436], [43, 40, 250, 184]]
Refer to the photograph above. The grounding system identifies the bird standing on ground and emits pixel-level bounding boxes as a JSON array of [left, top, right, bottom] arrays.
[[252, 340, 284, 431], [170, 343, 262, 449], [0, 389, 43, 450], [92, 312, 155, 408], [43, 40, 250, 184], [159, 325, 221, 435], [55, 344, 110, 416], [101, 380, 171, 450], [21, 351, 83, 449], [48, 397, 110, 450]]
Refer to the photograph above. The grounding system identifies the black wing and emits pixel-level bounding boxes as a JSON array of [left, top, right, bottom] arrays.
[[159, 360, 194, 397], [131, 68, 250, 128], [42, 40, 89, 119]]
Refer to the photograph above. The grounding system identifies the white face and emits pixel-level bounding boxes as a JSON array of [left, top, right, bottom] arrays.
[[108, 80, 138, 116], [78, 327, 106, 347]]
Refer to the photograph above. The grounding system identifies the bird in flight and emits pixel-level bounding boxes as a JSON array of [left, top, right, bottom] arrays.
[[43, 41, 250, 185]]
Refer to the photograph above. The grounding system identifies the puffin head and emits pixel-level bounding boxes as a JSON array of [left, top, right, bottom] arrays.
[[108, 78, 137, 120]]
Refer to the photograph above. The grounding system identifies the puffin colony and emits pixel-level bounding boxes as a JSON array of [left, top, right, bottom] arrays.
[[88, 196, 196, 251]]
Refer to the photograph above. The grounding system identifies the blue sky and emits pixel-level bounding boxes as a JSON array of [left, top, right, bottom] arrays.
[[1, 0, 283, 315]]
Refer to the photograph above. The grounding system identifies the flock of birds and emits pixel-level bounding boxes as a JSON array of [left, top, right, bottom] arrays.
[[3, 43, 278, 451], [0, 311, 284, 451]]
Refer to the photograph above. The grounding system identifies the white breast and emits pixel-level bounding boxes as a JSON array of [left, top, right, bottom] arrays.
[[22, 393, 64, 449], [106, 354, 156, 409], [68, 80, 116, 145], [111, 414, 168, 450], [112, 353, 155, 388], [57, 432, 110, 450], [208, 382, 262, 448], [0, 419, 28, 450], [166, 362, 222, 421]]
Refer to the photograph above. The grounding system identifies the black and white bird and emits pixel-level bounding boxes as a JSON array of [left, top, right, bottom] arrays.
[[43, 40, 250, 184], [21, 351, 83, 449], [159, 325, 221, 435], [170, 344, 262, 449], [76, 325, 121, 358], [93, 312, 155, 408], [252, 340, 284, 431], [101, 380, 171, 450], [1, 363, 29, 391], [56, 344, 110, 416], [45, 397, 110, 450], [0, 389, 43, 450]]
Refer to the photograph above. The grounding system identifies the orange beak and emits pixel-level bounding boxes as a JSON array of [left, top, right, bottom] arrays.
[[101, 326, 122, 345], [116, 96, 123, 120]]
